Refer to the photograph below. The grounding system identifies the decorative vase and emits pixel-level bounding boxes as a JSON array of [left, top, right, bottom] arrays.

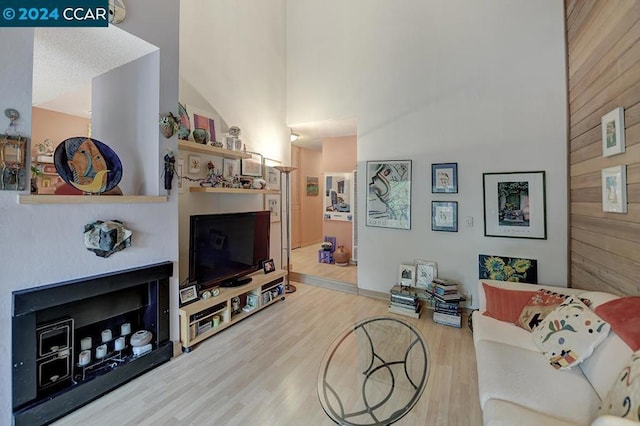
[[192, 128, 209, 144], [334, 245, 349, 266]]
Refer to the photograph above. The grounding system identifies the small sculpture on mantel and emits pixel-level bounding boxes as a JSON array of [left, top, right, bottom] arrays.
[[84, 220, 132, 258]]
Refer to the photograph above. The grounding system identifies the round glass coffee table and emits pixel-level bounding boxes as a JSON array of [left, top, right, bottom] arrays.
[[317, 317, 429, 425]]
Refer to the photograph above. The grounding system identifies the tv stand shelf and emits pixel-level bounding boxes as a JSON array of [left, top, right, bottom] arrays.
[[179, 269, 286, 352]]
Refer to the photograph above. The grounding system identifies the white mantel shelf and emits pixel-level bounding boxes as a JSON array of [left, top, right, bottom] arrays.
[[178, 140, 251, 159], [189, 187, 280, 194], [18, 195, 168, 204]]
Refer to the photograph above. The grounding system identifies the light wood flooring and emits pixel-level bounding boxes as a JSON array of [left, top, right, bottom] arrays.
[[53, 282, 482, 426], [291, 244, 357, 285]]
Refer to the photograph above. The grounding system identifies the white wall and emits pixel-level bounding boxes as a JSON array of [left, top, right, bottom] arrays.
[[179, 0, 289, 283], [0, 0, 179, 422], [287, 0, 568, 302]]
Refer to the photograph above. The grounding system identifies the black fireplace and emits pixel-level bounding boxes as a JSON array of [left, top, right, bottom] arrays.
[[12, 262, 173, 426]]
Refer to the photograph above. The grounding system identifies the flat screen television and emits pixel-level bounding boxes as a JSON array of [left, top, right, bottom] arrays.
[[189, 211, 270, 288]]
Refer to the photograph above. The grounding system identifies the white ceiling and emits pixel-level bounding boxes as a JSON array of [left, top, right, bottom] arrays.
[[32, 25, 158, 118], [290, 117, 357, 151]]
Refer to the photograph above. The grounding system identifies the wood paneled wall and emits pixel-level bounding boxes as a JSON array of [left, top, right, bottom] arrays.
[[567, 0, 640, 296]]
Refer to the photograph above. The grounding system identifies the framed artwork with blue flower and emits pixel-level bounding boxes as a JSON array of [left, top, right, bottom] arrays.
[[432, 163, 457, 193], [479, 254, 538, 284]]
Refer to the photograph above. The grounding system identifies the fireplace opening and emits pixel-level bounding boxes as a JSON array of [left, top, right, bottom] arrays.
[[12, 262, 173, 426]]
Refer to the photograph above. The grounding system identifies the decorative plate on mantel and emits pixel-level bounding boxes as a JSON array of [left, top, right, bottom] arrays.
[[54, 137, 123, 194]]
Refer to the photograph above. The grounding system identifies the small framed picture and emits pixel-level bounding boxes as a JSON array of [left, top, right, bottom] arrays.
[[601, 107, 625, 157], [179, 284, 198, 305], [188, 155, 201, 174], [601, 165, 627, 213], [415, 260, 438, 289], [398, 264, 416, 287], [177, 158, 184, 193], [223, 158, 240, 178], [263, 258, 276, 274], [432, 201, 458, 232], [264, 158, 281, 190], [432, 163, 458, 193]]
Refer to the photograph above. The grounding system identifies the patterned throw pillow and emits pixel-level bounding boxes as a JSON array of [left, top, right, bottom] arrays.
[[516, 289, 592, 332], [532, 296, 610, 370], [599, 350, 640, 421]]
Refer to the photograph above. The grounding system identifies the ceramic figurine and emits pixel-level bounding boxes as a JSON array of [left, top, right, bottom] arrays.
[[192, 128, 209, 144], [159, 113, 178, 138]]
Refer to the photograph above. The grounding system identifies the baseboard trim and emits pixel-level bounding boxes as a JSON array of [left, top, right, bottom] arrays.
[[289, 272, 358, 294]]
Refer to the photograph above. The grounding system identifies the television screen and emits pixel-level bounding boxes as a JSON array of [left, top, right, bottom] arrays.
[[189, 211, 270, 288]]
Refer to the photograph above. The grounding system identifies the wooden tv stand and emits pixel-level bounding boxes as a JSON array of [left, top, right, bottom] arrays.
[[178, 270, 286, 352]]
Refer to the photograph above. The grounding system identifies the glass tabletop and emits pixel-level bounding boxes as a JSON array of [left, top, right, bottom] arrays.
[[317, 317, 429, 425]]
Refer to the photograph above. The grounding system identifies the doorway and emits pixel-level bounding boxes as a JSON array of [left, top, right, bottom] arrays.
[[287, 123, 358, 289]]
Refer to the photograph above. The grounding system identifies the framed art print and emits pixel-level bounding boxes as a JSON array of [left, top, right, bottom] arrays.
[[188, 155, 201, 174], [241, 152, 263, 177], [263, 158, 281, 190], [398, 264, 416, 287], [602, 165, 627, 213], [432, 201, 458, 232], [601, 107, 625, 157], [483, 171, 547, 239], [415, 260, 438, 289], [366, 160, 412, 230], [432, 163, 458, 193]]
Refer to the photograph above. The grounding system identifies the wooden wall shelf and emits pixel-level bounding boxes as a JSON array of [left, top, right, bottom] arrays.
[[178, 140, 251, 159], [189, 187, 280, 194], [18, 195, 168, 205]]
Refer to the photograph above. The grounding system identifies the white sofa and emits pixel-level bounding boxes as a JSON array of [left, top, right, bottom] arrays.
[[472, 279, 637, 426]]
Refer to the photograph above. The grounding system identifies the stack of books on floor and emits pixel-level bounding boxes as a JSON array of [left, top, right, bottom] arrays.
[[429, 278, 465, 328], [388, 284, 422, 318]]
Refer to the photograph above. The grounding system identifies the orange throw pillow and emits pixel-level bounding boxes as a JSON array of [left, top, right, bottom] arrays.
[[482, 282, 538, 323], [595, 297, 640, 351]]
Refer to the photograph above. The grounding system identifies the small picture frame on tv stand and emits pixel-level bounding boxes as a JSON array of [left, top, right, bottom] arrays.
[[263, 258, 275, 274], [179, 284, 198, 306]]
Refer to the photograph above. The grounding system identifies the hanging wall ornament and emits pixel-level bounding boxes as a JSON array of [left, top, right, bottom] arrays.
[[177, 103, 190, 140], [159, 112, 179, 138], [0, 108, 28, 191], [84, 220, 132, 258], [164, 152, 176, 191]]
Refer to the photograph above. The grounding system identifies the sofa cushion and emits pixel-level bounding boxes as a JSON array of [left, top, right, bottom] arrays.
[[472, 310, 539, 352], [595, 297, 640, 352], [483, 399, 580, 426], [515, 289, 585, 332], [482, 282, 538, 323], [599, 350, 640, 421], [533, 296, 610, 370], [475, 340, 600, 424]]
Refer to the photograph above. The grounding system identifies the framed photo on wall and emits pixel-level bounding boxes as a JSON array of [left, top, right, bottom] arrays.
[[263, 158, 281, 190], [324, 172, 353, 221], [432, 163, 458, 193], [366, 160, 412, 230], [601, 165, 627, 213], [601, 107, 625, 157], [432, 201, 458, 232], [483, 171, 547, 239]]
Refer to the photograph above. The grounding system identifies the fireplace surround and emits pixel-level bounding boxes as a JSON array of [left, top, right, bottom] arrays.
[[12, 261, 173, 426]]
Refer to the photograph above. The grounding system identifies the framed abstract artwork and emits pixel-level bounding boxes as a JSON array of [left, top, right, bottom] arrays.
[[415, 260, 438, 289], [483, 171, 546, 239], [366, 160, 412, 230]]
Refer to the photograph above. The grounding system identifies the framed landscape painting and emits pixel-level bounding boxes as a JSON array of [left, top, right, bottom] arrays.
[[483, 171, 546, 239], [366, 160, 412, 230]]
